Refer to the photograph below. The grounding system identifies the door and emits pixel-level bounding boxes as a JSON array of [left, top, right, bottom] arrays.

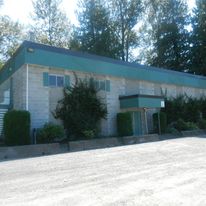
[[133, 111, 142, 136]]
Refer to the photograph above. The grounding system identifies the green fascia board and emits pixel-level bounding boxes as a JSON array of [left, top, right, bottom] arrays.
[[1, 41, 206, 90], [24, 47, 206, 89], [138, 97, 163, 108], [120, 97, 139, 109], [0, 45, 26, 85], [120, 96, 164, 109]]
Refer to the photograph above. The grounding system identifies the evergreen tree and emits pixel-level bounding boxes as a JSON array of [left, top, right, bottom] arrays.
[[109, 0, 143, 62], [71, 0, 120, 59], [142, 0, 189, 71], [190, 0, 206, 75], [31, 0, 71, 48]]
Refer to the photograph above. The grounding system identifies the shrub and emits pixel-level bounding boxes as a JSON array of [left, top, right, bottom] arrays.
[[198, 119, 206, 129], [174, 118, 188, 131], [37, 123, 64, 144], [153, 112, 167, 134], [117, 112, 133, 136], [162, 95, 205, 124], [186, 122, 198, 130], [3, 110, 30, 146], [173, 119, 198, 131], [54, 76, 107, 140], [165, 125, 180, 135], [82, 130, 95, 139]]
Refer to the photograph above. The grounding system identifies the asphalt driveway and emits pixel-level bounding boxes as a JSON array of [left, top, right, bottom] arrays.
[[1, 137, 206, 206]]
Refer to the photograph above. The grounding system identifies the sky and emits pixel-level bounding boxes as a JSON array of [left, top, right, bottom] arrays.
[[0, 0, 78, 25], [0, 0, 196, 26]]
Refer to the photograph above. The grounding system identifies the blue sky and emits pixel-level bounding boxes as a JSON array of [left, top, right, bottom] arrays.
[[0, 0, 195, 26]]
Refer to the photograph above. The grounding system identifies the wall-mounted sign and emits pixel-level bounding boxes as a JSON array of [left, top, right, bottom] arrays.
[[161, 100, 165, 108]]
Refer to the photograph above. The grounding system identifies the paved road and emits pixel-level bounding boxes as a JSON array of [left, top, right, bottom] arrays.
[[1, 137, 206, 206]]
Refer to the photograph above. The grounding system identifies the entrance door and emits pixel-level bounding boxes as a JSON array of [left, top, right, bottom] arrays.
[[133, 111, 142, 136]]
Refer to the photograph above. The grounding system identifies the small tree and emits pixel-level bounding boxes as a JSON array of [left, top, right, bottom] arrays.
[[54, 77, 107, 140]]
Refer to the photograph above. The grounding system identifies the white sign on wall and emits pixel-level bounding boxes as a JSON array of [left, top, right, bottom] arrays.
[[161, 100, 165, 108]]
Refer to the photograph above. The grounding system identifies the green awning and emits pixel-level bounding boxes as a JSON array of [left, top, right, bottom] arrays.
[[119, 94, 165, 109]]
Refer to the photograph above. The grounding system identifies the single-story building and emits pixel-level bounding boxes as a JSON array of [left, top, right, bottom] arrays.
[[0, 41, 206, 139]]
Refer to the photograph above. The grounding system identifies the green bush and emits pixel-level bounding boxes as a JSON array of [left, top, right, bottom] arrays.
[[37, 123, 64, 144], [153, 112, 167, 134], [82, 130, 95, 139], [174, 118, 188, 131], [3, 110, 30, 146], [54, 76, 107, 140], [173, 119, 198, 131], [117, 112, 133, 136], [162, 95, 206, 124], [198, 119, 206, 129], [186, 122, 198, 130], [165, 125, 180, 135]]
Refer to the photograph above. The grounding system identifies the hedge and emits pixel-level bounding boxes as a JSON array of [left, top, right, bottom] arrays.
[[153, 112, 167, 134], [3, 110, 30, 146], [116, 112, 133, 136]]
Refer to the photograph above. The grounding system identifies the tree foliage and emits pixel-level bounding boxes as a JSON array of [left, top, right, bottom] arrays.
[[71, 0, 120, 59], [31, 0, 71, 47], [108, 0, 143, 62], [54, 76, 107, 139], [141, 0, 190, 71], [0, 16, 24, 67], [161, 94, 206, 124], [72, 0, 142, 62], [190, 0, 206, 75]]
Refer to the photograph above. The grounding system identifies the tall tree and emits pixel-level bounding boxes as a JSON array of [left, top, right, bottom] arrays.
[[0, 16, 24, 67], [141, 0, 189, 71], [190, 0, 206, 75], [109, 0, 143, 62], [71, 0, 120, 59], [31, 0, 71, 48]]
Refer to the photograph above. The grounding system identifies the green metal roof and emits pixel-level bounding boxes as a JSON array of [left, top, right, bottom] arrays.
[[1, 41, 206, 89]]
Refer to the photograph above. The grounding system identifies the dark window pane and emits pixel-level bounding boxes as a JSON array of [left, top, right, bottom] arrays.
[[57, 76, 64, 87], [49, 75, 56, 86]]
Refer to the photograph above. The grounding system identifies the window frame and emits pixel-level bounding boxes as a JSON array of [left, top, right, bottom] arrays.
[[48, 74, 64, 87]]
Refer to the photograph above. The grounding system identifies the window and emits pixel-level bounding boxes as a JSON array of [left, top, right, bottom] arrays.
[[57, 76, 64, 87], [92, 79, 110, 92], [49, 75, 56, 86], [49, 75, 64, 87]]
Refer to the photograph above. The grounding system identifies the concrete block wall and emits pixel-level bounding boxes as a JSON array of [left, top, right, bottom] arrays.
[[28, 65, 49, 129], [9, 64, 206, 136], [12, 65, 27, 110], [48, 68, 65, 125], [105, 77, 126, 136], [139, 81, 155, 95]]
